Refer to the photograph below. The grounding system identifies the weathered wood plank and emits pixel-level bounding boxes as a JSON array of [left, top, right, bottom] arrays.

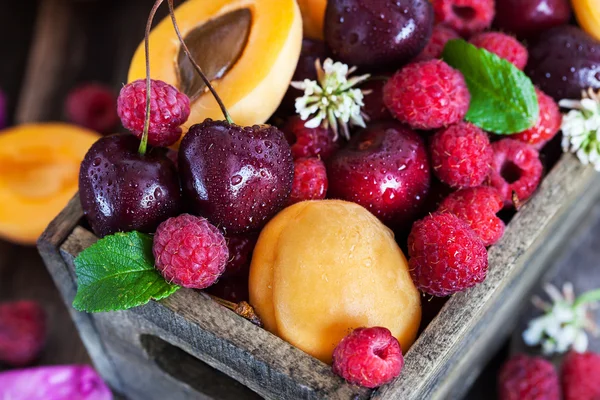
[[373, 155, 599, 400], [60, 226, 371, 400]]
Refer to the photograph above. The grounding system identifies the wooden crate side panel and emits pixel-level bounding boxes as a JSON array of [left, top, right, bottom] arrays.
[[60, 227, 370, 400], [373, 155, 598, 399]]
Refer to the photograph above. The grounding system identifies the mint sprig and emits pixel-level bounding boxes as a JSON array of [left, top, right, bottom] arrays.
[[443, 39, 539, 134], [73, 231, 179, 313]]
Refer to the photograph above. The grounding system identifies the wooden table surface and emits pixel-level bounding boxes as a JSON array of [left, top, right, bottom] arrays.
[[1, 1, 598, 399]]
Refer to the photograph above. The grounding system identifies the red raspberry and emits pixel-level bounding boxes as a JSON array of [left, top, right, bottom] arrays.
[[153, 214, 229, 289], [0, 89, 6, 129], [486, 139, 543, 208], [562, 351, 600, 400], [430, 122, 493, 189], [0, 301, 46, 367], [433, 0, 495, 37], [289, 157, 328, 205], [415, 25, 461, 61], [438, 187, 505, 246], [383, 60, 470, 130], [65, 83, 118, 134], [282, 116, 338, 160], [498, 354, 560, 400], [513, 88, 562, 148], [332, 327, 404, 388], [361, 79, 392, 122], [222, 233, 257, 278], [117, 79, 190, 147], [408, 212, 488, 296], [470, 32, 528, 70]]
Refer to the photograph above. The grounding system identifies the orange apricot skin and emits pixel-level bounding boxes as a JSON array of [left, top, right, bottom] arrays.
[[127, 0, 303, 130], [298, 0, 327, 40], [249, 200, 422, 364], [0, 123, 100, 245]]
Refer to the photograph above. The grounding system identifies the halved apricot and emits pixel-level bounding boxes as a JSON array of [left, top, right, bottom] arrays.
[[298, 0, 326, 39], [249, 200, 422, 364], [127, 0, 303, 130], [0, 123, 100, 245]]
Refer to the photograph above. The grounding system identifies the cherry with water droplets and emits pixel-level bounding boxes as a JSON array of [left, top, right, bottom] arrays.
[[179, 120, 294, 234], [79, 134, 181, 237]]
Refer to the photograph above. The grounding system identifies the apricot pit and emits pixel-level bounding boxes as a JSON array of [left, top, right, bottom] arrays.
[[128, 0, 303, 129]]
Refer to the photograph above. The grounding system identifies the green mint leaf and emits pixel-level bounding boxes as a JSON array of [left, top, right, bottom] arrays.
[[442, 39, 539, 134], [73, 231, 179, 313]]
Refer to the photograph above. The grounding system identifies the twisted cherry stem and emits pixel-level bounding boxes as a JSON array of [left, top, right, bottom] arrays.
[[139, 0, 165, 155], [167, 0, 233, 124]]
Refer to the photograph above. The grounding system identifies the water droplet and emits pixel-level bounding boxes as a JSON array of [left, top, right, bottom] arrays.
[[231, 175, 243, 185], [93, 158, 101, 166]]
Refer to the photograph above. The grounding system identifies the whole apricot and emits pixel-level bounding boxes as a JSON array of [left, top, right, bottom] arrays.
[[249, 200, 421, 364]]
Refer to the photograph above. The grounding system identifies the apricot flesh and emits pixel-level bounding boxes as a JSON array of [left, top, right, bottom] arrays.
[[249, 200, 421, 364], [128, 0, 303, 129], [0, 123, 100, 245]]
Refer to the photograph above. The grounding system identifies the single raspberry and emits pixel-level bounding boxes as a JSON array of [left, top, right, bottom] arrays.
[[222, 233, 257, 278], [498, 354, 560, 400], [0, 301, 46, 367], [562, 351, 600, 400], [153, 214, 229, 289], [469, 32, 528, 70], [289, 157, 328, 205], [432, 0, 495, 37], [332, 327, 404, 388], [486, 139, 543, 208], [513, 88, 562, 148], [430, 122, 493, 189], [117, 79, 190, 147], [415, 25, 461, 61], [408, 212, 488, 296], [205, 276, 250, 303], [282, 116, 338, 160], [361, 79, 392, 122], [0, 89, 7, 129], [439, 187, 505, 246], [65, 83, 119, 134], [383, 60, 470, 130]]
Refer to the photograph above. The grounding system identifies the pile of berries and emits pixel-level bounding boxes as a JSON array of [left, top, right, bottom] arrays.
[[75, 0, 578, 391], [498, 351, 600, 400]]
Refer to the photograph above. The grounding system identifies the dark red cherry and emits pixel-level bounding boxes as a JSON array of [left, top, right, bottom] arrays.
[[327, 120, 431, 230], [325, 0, 434, 71], [79, 134, 181, 237], [179, 120, 294, 234], [494, 0, 571, 39]]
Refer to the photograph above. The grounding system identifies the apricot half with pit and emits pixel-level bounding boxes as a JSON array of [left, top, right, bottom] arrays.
[[249, 200, 422, 364], [128, 0, 302, 129], [0, 123, 100, 245]]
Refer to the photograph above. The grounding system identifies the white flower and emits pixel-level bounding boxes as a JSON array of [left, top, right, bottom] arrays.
[[292, 58, 371, 140], [522, 282, 600, 355], [560, 88, 600, 171]]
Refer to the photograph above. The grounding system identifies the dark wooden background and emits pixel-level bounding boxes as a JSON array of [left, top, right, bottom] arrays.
[[1, 1, 598, 399]]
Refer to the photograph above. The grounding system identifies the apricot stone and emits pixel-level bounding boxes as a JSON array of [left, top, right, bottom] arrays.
[[249, 200, 421, 364], [0, 123, 100, 245], [128, 0, 302, 130]]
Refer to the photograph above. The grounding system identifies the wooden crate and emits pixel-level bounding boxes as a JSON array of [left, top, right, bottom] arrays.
[[37, 153, 600, 400]]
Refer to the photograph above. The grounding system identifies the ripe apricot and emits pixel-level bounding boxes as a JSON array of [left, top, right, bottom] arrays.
[[572, 0, 600, 41], [0, 123, 100, 245], [128, 0, 302, 130], [249, 200, 422, 364], [298, 0, 327, 39]]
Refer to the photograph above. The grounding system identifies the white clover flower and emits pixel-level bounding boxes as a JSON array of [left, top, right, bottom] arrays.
[[291, 58, 371, 140], [523, 282, 600, 356], [560, 88, 600, 171]]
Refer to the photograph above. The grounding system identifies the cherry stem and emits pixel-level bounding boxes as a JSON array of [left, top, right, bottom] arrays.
[[167, 0, 234, 124], [138, 0, 164, 156]]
